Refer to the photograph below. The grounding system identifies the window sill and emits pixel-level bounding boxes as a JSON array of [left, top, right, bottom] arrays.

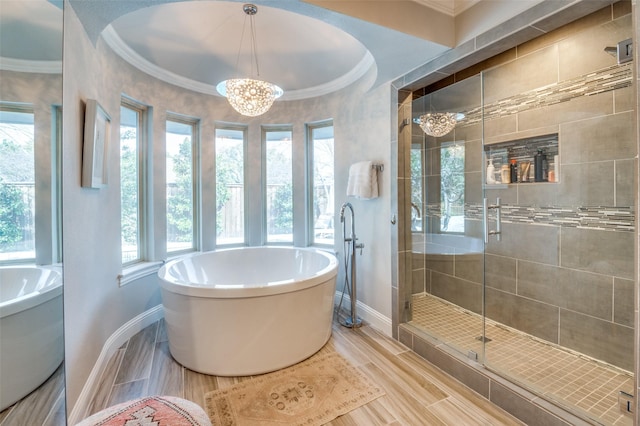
[[118, 261, 164, 287]]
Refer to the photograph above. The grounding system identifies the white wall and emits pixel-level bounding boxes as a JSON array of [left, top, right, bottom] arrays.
[[333, 81, 393, 320], [63, 7, 160, 411], [63, 4, 393, 414]]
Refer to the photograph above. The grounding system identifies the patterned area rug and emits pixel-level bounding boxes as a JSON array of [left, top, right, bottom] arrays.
[[204, 352, 384, 425], [76, 396, 211, 425]]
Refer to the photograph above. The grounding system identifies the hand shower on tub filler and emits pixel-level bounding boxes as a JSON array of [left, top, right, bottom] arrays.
[[337, 202, 364, 328]]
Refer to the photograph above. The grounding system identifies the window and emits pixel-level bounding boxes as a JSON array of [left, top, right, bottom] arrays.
[[264, 128, 293, 243], [440, 142, 465, 233], [166, 117, 197, 254], [308, 122, 334, 245], [410, 142, 423, 232], [120, 101, 147, 264], [0, 107, 35, 262], [215, 126, 246, 245]]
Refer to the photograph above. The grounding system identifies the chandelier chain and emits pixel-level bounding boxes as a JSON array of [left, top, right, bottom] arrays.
[[250, 13, 260, 76]]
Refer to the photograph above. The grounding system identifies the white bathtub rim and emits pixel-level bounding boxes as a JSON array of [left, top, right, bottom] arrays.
[[159, 246, 338, 298], [0, 266, 63, 318]]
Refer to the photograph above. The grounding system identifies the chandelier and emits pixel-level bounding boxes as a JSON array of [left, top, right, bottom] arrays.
[[416, 112, 458, 137], [216, 4, 283, 117]]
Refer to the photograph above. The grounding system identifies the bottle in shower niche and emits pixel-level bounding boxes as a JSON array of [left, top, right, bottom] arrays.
[[486, 158, 496, 184], [500, 164, 510, 184], [534, 149, 546, 182], [509, 159, 518, 183]]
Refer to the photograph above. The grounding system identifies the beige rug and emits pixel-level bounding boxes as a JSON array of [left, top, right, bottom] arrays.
[[204, 352, 385, 425]]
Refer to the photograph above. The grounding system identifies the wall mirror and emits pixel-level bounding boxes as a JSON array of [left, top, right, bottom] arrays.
[[0, 0, 65, 424]]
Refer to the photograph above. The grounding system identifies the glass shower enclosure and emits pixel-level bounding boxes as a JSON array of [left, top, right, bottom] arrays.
[[407, 10, 636, 424]]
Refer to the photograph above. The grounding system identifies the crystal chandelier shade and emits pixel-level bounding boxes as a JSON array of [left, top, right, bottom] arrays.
[[217, 4, 282, 117], [417, 112, 457, 137], [222, 78, 283, 117]]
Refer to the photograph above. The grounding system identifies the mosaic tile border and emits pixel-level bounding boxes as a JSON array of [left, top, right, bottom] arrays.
[[426, 204, 635, 232], [457, 62, 632, 126], [419, 63, 635, 232]]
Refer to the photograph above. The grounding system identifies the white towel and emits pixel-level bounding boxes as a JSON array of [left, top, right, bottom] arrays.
[[346, 161, 378, 199]]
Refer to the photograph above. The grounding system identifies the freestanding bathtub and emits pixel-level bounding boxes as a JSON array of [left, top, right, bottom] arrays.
[[0, 266, 64, 411], [158, 246, 338, 376]]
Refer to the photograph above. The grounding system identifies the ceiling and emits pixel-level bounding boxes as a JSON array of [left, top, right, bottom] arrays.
[[0, 0, 63, 72], [102, 1, 382, 100], [2, 0, 545, 100]]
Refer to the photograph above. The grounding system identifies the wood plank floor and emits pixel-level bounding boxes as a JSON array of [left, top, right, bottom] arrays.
[[82, 318, 525, 425], [0, 364, 66, 426]]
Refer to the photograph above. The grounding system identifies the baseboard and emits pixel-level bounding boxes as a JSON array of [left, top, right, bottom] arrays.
[[68, 305, 164, 425], [334, 292, 392, 336]]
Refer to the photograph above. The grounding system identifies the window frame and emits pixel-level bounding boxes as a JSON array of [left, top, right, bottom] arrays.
[[0, 103, 36, 264], [53, 105, 63, 263], [410, 141, 425, 234], [439, 140, 465, 234], [214, 123, 248, 247], [119, 97, 149, 266], [306, 120, 335, 247], [262, 125, 294, 245], [165, 114, 200, 255]]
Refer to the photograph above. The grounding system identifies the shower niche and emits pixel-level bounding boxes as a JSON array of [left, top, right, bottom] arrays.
[[484, 133, 559, 185]]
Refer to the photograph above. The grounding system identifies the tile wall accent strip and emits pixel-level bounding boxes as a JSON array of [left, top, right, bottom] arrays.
[[457, 62, 632, 126], [426, 204, 635, 231]]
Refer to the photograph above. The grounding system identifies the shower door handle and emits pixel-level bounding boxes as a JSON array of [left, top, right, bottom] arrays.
[[483, 197, 502, 243], [494, 197, 502, 241]]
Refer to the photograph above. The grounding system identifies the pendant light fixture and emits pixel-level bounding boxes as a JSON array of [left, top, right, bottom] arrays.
[[417, 112, 458, 137], [216, 4, 283, 117], [413, 111, 465, 137]]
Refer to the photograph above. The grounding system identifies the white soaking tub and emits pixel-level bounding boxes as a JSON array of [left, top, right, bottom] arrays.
[[0, 266, 63, 411], [158, 246, 338, 376]]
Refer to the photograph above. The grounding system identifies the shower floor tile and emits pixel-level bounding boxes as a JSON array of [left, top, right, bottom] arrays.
[[409, 294, 634, 426]]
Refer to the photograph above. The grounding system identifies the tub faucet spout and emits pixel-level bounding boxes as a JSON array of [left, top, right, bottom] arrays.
[[340, 202, 355, 241]]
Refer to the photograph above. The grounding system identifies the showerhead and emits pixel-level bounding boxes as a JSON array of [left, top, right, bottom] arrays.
[[604, 39, 633, 64]]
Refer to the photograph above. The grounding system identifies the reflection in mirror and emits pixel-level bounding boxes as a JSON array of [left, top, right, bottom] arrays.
[[0, 0, 65, 424], [410, 142, 423, 234]]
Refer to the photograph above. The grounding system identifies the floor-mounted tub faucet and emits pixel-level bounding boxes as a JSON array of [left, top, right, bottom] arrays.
[[339, 202, 363, 328]]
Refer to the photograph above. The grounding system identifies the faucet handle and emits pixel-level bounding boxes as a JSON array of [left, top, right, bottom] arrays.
[[356, 242, 364, 254]]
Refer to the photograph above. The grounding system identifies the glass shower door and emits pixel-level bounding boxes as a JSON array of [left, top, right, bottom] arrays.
[[407, 4, 635, 425], [409, 74, 486, 361], [481, 10, 636, 424]]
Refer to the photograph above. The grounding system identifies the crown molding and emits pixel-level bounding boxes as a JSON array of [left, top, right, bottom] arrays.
[[411, 0, 481, 16], [102, 26, 219, 96], [280, 51, 374, 101], [0, 57, 62, 74]]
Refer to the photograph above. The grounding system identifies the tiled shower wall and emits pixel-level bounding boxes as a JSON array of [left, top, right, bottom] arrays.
[[412, 5, 636, 371]]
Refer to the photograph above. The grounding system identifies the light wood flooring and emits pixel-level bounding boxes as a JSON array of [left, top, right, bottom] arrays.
[[0, 364, 66, 426], [81, 318, 525, 425], [410, 294, 634, 426]]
